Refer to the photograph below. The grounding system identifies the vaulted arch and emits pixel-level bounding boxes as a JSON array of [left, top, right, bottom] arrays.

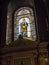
[[14, 7, 36, 41], [6, 0, 37, 45]]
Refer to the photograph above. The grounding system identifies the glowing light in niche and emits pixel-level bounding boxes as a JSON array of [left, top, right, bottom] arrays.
[[18, 18, 31, 37]]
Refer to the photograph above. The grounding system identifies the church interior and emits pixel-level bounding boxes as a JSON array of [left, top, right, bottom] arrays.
[[1, 0, 49, 65]]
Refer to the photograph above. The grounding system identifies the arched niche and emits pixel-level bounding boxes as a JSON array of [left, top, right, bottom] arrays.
[[14, 7, 36, 41], [6, 0, 37, 45]]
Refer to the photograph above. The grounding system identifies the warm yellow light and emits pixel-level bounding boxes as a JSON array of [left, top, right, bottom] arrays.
[[22, 24, 27, 32], [22, 25, 26, 28], [27, 37, 32, 40]]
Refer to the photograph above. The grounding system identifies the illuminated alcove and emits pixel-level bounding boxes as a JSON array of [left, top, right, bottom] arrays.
[[6, 1, 37, 45], [14, 7, 36, 41]]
